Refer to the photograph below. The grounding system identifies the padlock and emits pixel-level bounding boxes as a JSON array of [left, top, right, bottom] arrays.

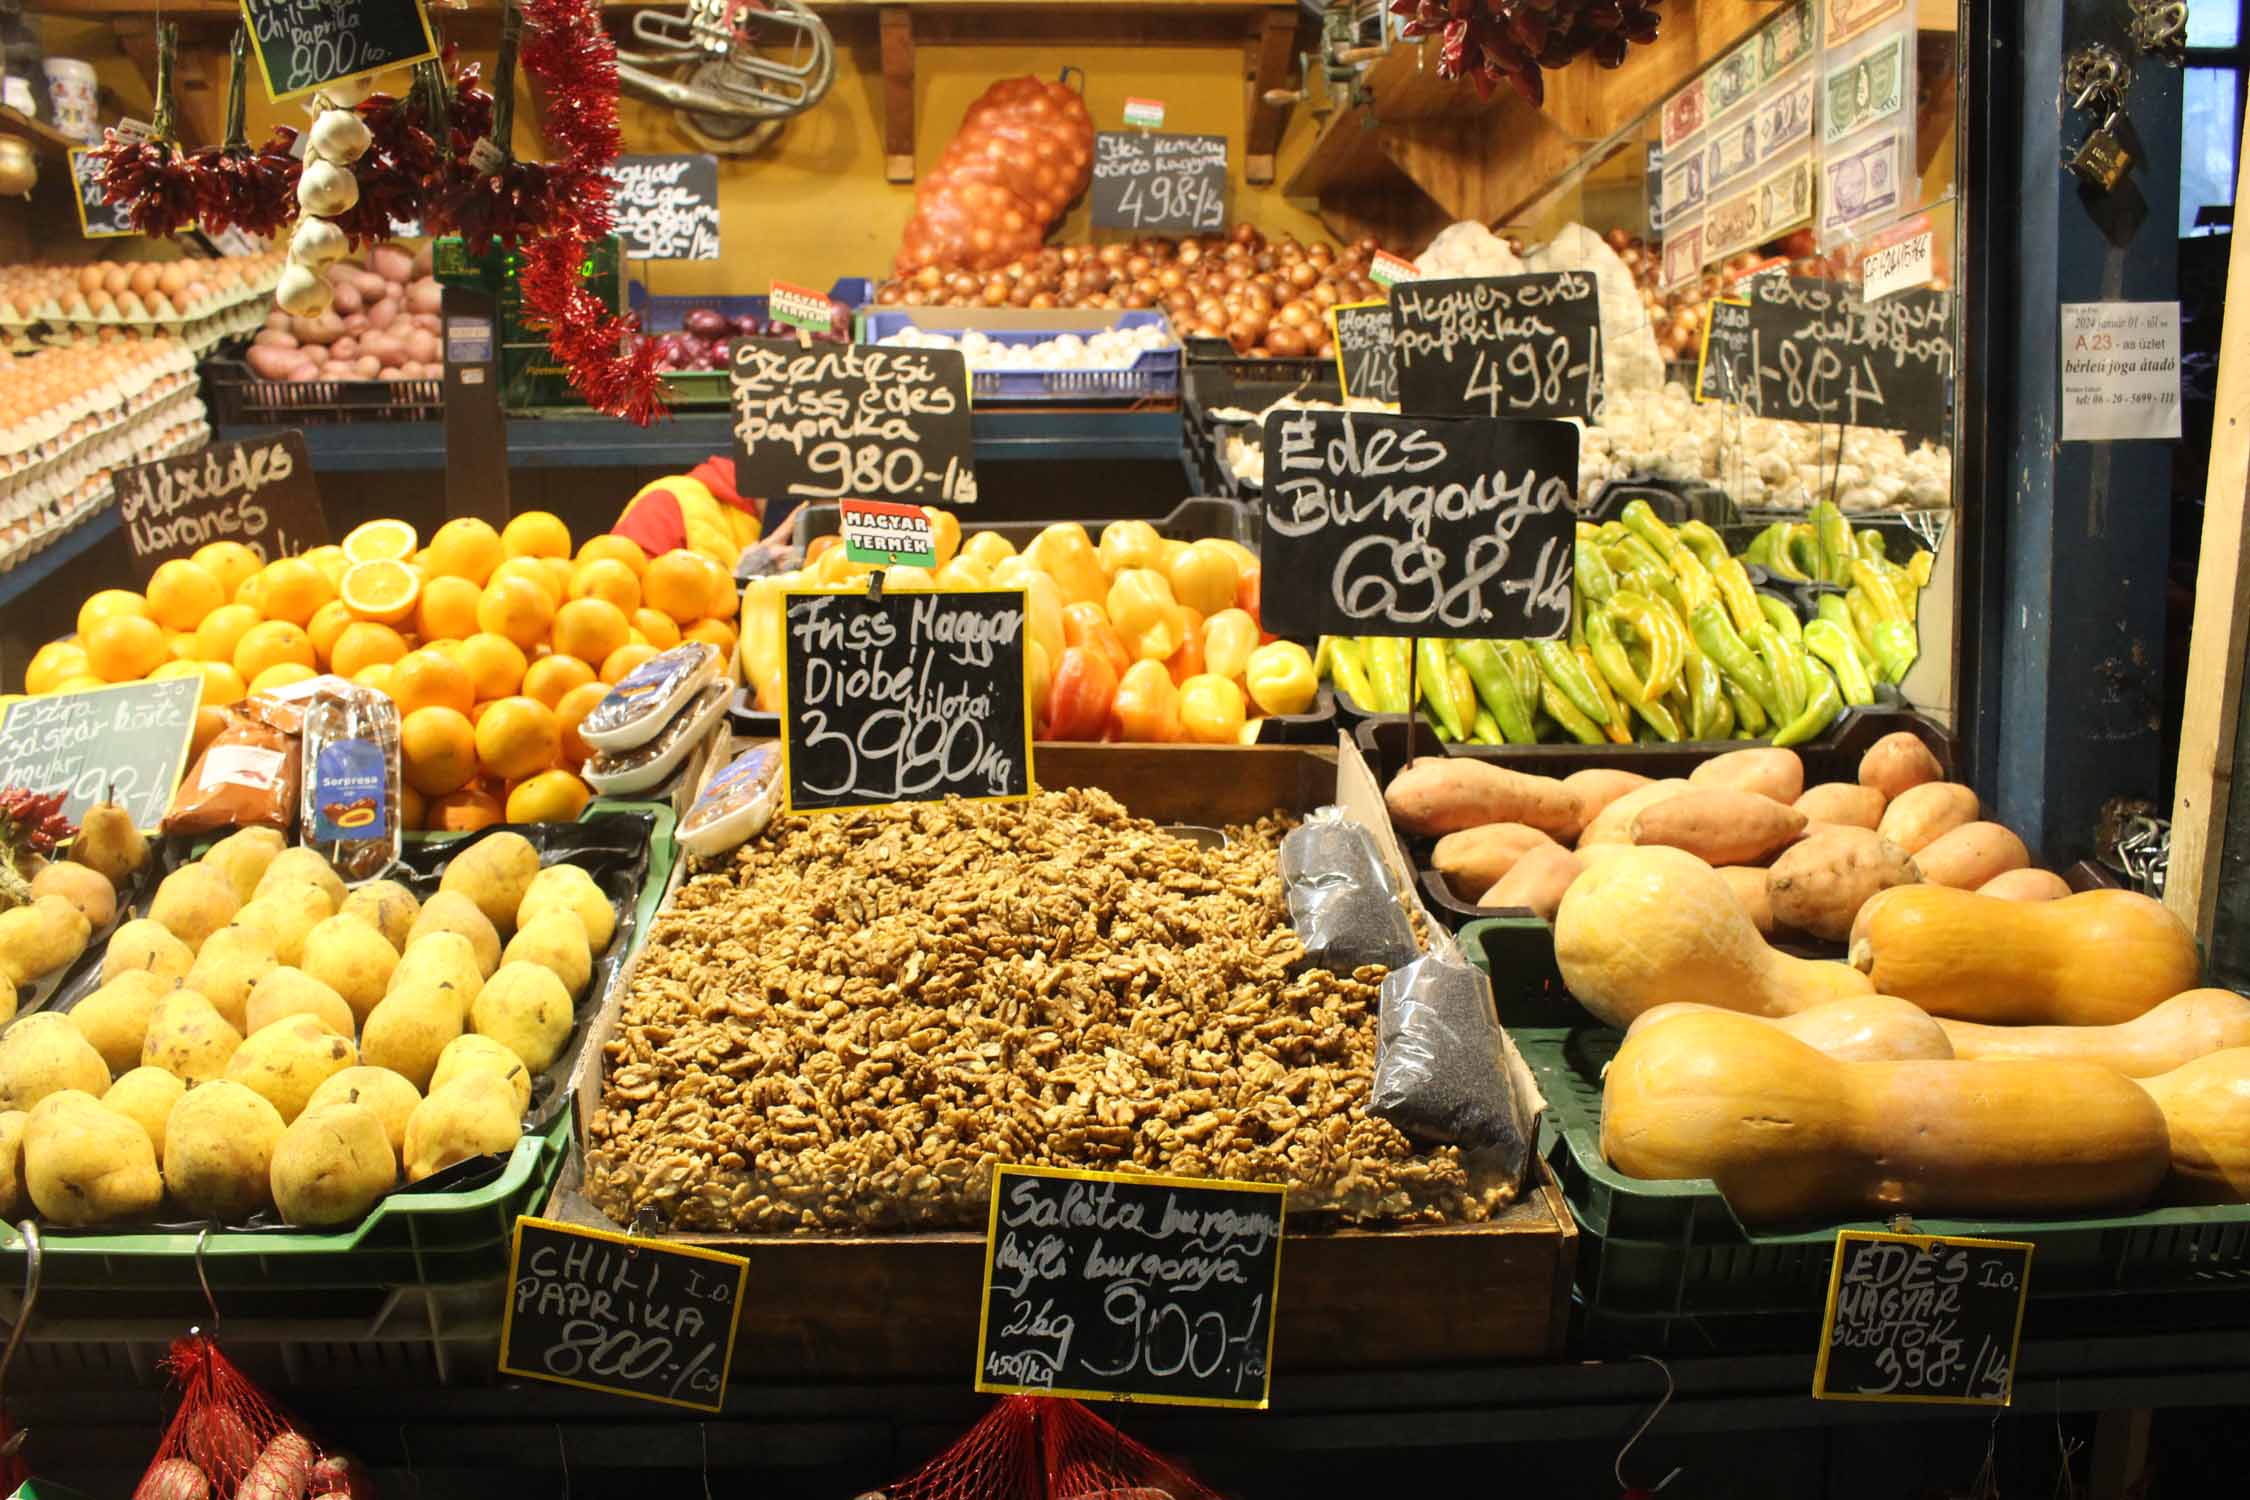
[[2067, 112, 2134, 191]]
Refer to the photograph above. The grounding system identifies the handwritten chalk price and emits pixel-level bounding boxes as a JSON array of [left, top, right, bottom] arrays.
[[729, 339, 978, 506], [1812, 1230, 2032, 1406]]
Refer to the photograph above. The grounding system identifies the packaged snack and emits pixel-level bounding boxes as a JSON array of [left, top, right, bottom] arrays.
[[164, 707, 299, 836], [677, 744, 781, 857], [582, 680, 731, 796], [578, 644, 722, 753], [299, 682, 402, 881]]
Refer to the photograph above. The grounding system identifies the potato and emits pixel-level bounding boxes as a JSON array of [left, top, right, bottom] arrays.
[[133, 1459, 209, 1500], [299, 913, 399, 1025], [1859, 730, 1945, 802], [1766, 827, 1921, 941], [1876, 782, 1980, 856], [0, 894, 91, 985], [103, 1066, 185, 1158], [270, 1100, 395, 1226], [1476, 845, 1583, 920], [25, 1089, 161, 1225], [253, 847, 345, 912], [163, 1079, 284, 1220], [226, 1014, 357, 1123], [142, 989, 243, 1083], [201, 826, 286, 904], [1430, 823, 1556, 900], [1978, 867, 2073, 902], [1912, 821, 2031, 891], [148, 864, 240, 953], [388, 931, 484, 1020], [1383, 757, 1583, 842], [230, 885, 329, 966], [429, 1034, 531, 1115], [103, 917, 192, 986], [31, 861, 115, 930], [1794, 782, 1887, 831], [182, 925, 278, 1032], [0, 1012, 112, 1110], [1631, 789, 1807, 866], [403, 1072, 520, 1182], [1687, 746, 1805, 805], [407, 891, 501, 977], [440, 831, 539, 935], [1716, 866, 1776, 936], [0, 1109, 25, 1217], [470, 961, 573, 1072], [339, 879, 420, 952], [68, 969, 172, 1075], [1560, 768, 1652, 829], [517, 865, 617, 955], [1578, 779, 1693, 846], [243, 967, 355, 1038], [306, 1066, 422, 1157], [236, 1432, 315, 1500], [501, 908, 593, 997], [362, 976, 464, 1091]]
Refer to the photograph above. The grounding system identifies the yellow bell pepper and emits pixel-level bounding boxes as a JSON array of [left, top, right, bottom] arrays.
[[1106, 568, 1183, 660], [737, 572, 790, 711], [1208, 538, 1259, 575], [1167, 538, 1241, 616], [919, 507, 961, 568], [961, 530, 1016, 570], [880, 565, 937, 592], [1112, 659, 1183, 741], [935, 556, 991, 589], [1244, 640, 1317, 717], [1026, 638, 1052, 725], [1025, 523, 1108, 606], [1178, 672, 1247, 744], [1097, 519, 1165, 575], [1151, 537, 1187, 573], [1202, 608, 1260, 681], [812, 545, 873, 586]]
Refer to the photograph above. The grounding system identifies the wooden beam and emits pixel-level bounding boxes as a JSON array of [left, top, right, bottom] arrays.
[[879, 5, 914, 183], [2168, 102, 2250, 942], [1242, 7, 1296, 186]]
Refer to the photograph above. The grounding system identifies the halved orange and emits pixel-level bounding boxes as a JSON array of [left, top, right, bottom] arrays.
[[343, 518, 419, 564], [341, 558, 421, 625]]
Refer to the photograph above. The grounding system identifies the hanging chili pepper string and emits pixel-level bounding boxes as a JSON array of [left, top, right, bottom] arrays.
[[190, 26, 301, 240], [92, 20, 199, 236]]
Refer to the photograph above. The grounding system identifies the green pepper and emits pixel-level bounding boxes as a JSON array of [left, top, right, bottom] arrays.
[[1869, 620, 1919, 683], [1845, 588, 1884, 643], [1361, 636, 1412, 713], [1499, 640, 1542, 719], [1604, 533, 1669, 578], [1417, 637, 1466, 740], [1623, 562, 1686, 619], [1538, 675, 1607, 744], [1723, 678, 1768, 736], [1578, 645, 1635, 743], [1705, 682, 1737, 740], [1752, 622, 1810, 722], [1328, 638, 1376, 710], [1448, 658, 1478, 737], [1677, 520, 1729, 572], [1907, 549, 1934, 588], [1850, 560, 1909, 622], [1855, 527, 1891, 563], [1619, 500, 1685, 566], [1585, 608, 1648, 709], [1455, 639, 1537, 745], [1670, 549, 1717, 614], [1754, 523, 1811, 582], [1815, 593, 1863, 646], [1606, 590, 1682, 702], [1803, 618, 1875, 707], [1683, 651, 1724, 741], [1629, 692, 1685, 742], [1771, 659, 1843, 747], [1712, 557, 1764, 635], [1786, 525, 1824, 583], [1689, 601, 1783, 720], [1575, 538, 1618, 608], [1756, 591, 1803, 644], [1470, 708, 1503, 745], [1813, 502, 1855, 585], [1534, 640, 1612, 729]]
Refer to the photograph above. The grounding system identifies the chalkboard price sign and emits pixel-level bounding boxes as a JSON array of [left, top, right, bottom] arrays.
[[498, 1217, 748, 1413], [977, 1165, 1286, 1409], [1390, 273, 1604, 421], [1090, 131, 1227, 234], [1329, 300, 1398, 406], [0, 678, 201, 833], [730, 339, 978, 507], [1748, 277, 1953, 438], [114, 431, 328, 585], [1257, 409, 1576, 640], [69, 149, 133, 239], [242, 0, 441, 103], [781, 585, 1032, 815], [604, 155, 720, 261], [1695, 297, 1752, 405], [1813, 1231, 2032, 1406]]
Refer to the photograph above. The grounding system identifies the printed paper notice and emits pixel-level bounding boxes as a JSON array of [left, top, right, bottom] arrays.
[[2061, 302, 2182, 442]]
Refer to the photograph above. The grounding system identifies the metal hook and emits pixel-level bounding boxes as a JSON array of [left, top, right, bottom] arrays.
[[1614, 1354, 1681, 1495], [556, 1425, 571, 1500], [0, 1223, 41, 1456], [191, 1224, 220, 1331], [700, 1423, 714, 1500]]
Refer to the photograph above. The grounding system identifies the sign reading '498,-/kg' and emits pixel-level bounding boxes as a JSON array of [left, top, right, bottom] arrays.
[[729, 339, 977, 506]]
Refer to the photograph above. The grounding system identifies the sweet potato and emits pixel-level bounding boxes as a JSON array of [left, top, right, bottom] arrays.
[[1978, 867, 2071, 902], [1913, 821, 2031, 889], [1384, 758, 1582, 841], [1767, 827, 1920, 941], [1717, 866, 1776, 936], [1859, 731, 1944, 801], [1876, 781, 1980, 855], [1630, 789, 1806, 866], [1431, 823, 1556, 899], [1561, 769, 1651, 828], [1794, 782, 1886, 830], [1687, 746, 1805, 805], [1477, 845, 1584, 920], [1578, 778, 1693, 846]]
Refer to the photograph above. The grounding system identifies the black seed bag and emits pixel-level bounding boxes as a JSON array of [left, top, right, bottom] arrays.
[[1372, 949, 1529, 1174], [1279, 805, 1418, 972]]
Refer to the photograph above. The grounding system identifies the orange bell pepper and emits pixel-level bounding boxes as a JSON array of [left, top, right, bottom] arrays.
[[1026, 639, 1053, 725], [1062, 602, 1133, 680], [1110, 659, 1183, 742], [1165, 607, 1207, 685], [1044, 645, 1117, 740]]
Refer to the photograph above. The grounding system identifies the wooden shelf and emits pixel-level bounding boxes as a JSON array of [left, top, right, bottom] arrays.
[[0, 106, 77, 163]]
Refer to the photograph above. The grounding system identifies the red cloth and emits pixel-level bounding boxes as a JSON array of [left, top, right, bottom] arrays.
[[693, 455, 755, 514], [612, 486, 686, 558]]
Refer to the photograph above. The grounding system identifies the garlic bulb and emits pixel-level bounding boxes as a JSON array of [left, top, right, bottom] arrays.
[[308, 109, 372, 165], [276, 264, 335, 318], [288, 216, 347, 270], [297, 159, 360, 217], [312, 76, 376, 109]]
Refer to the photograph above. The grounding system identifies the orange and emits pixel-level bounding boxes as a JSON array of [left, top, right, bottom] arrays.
[[643, 549, 725, 625], [146, 560, 226, 632], [233, 573, 264, 610], [330, 621, 408, 679], [600, 643, 658, 684], [25, 641, 88, 695], [570, 559, 641, 614], [189, 704, 227, 760], [341, 558, 420, 624], [506, 768, 591, 823], [258, 557, 333, 626], [304, 545, 350, 587], [191, 541, 262, 599], [342, 518, 418, 564], [232, 620, 315, 683], [626, 629, 650, 649], [456, 632, 529, 700], [554, 681, 611, 766], [501, 510, 572, 559], [576, 534, 648, 576], [399, 782, 427, 832], [51, 675, 107, 695], [473, 695, 562, 781], [538, 556, 575, 601], [550, 597, 630, 666], [703, 563, 738, 621], [475, 576, 555, 652], [415, 575, 482, 643], [249, 662, 317, 694], [685, 618, 737, 656], [353, 662, 397, 697], [152, 658, 246, 709], [167, 633, 199, 662], [490, 556, 562, 607], [389, 648, 474, 717], [84, 615, 167, 681], [426, 782, 502, 832], [192, 603, 260, 664], [307, 600, 355, 666], [523, 653, 595, 709], [632, 610, 681, 650], [424, 518, 505, 586], [401, 706, 478, 795], [77, 589, 150, 638]]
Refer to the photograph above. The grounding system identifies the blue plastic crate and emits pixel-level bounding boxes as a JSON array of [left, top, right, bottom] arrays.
[[861, 308, 1181, 403]]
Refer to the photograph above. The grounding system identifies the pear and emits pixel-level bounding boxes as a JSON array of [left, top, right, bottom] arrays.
[[70, 792, 146, 891]]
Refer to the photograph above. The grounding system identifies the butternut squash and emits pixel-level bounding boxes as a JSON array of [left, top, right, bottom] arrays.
[[1793, 782, 1886, 830], [1852, 885, 2201, 1025], [1977, 868, 2072, 902], [1627, 995, 1954, 1062], [1876, 782, 1980, 855], [2135, 1048, 2250, 1202], [1687, 746, 1805, 805], [1911, 821, 2030, 890], [1601, 1010, 2172, 1224], [1562, 768, 1651, 827], [1936, 989, 2250, 1076], [1553, 846, 1873, 1028], [1430, 822, 1555, 899], [1859, 731, 1944, 801], [1630, 789, 1805, 866], [1765, 828, 1920, 941], [1715, 866, 1775, 936]]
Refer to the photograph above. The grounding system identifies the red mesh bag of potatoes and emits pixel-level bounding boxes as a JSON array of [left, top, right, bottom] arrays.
[[894, 76, 1093, 274], [133, 1334, 369, 1500], [877, 1395, 1226, 1500]]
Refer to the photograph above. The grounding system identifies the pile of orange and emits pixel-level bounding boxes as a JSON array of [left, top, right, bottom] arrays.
[[23, 512, 740, 830]]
